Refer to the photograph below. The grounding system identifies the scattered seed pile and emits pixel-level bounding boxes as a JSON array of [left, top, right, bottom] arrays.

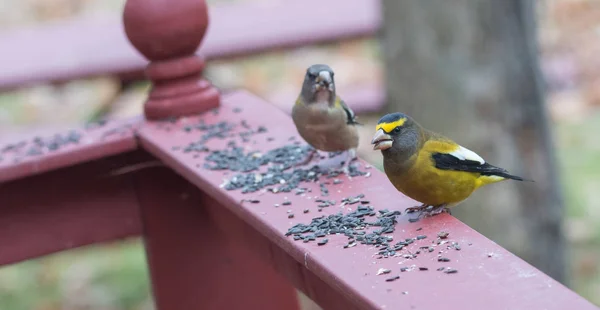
[[168, 110, 464, 280], [169, 114, 368, 196], [0, 130, 82, 163], [205, 143, 314, 172], [214, 147, 368, 193], [285, 205, 400, 247]]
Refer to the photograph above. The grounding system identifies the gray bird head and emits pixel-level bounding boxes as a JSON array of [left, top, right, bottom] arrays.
[[300, 64, 336, 104], [371, 112, 421, 159]]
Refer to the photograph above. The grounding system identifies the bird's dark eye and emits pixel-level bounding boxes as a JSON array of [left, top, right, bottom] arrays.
[[393, 127, 401, 133]]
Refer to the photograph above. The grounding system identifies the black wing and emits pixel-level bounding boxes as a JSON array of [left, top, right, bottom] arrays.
[[339, 98, 361, 125], [432, 153, 525, 181]]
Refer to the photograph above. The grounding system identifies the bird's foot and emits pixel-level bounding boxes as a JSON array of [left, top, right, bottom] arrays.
[[347, 148, 358, 162], [295, 148, 318, 167], [421, 205, 451, 217], [405, 204, 450, 222], [340, 149, 359, 176], [405, 203, 427, 214], [327, 151, 345, 159]]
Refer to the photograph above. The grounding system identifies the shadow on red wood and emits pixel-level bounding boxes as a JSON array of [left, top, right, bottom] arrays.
[[134, 167, 301, 310], [0, 151, 144, 265]]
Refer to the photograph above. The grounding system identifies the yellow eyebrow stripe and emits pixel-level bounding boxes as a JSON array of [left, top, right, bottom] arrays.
[[376, 118, 406, 133]]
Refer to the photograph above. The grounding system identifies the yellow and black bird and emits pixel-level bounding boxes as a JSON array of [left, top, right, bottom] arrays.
[[371, 112, 530, 216], [292, 64, 360, 167]]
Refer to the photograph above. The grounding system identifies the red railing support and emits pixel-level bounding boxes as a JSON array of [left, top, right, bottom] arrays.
[[123, 0, 220, 120], [134, 167, 301, 310]]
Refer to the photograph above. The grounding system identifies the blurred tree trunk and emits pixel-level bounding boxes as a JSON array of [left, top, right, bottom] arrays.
[[380, 0, 566, 283]]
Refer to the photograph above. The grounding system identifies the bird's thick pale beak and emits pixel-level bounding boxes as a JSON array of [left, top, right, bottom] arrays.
[[371, 129, 393, 150], [315, 71, 332, 88]]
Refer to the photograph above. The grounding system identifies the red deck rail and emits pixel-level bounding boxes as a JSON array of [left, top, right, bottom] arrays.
[[1, 0, 598, 309], [0, 0, 384, 114]]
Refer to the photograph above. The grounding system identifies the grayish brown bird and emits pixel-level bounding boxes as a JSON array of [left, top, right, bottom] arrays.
[[291, 64, 361, 168]]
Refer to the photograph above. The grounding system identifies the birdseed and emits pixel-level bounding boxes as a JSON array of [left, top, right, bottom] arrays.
[[438, 230, 450, 239], [0, 130, 82, 163]]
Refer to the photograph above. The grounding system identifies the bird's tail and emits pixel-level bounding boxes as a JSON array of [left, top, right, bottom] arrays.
[[494, 171, 533, 182], [477, 170, 533, 188]]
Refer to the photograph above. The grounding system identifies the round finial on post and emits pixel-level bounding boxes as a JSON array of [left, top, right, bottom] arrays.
[[123, 0, 220, 120]]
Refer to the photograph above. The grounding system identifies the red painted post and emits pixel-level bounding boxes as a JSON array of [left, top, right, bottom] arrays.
[[134, 168, 301, 310], [123, 0, 220, 120]]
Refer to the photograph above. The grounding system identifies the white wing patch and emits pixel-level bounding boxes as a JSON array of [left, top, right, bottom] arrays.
[[449, 146, 485, 164]]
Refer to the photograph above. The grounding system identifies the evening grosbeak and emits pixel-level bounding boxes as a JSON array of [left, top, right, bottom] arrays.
[[371, 112, 530, 216], [292, 64, 360, 167]]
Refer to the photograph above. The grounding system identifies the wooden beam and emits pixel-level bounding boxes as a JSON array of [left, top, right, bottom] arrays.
[[0, 117, 140, 183], [0, 0, 381, 90], [135, 90, 596, 310], [134, 166, 301, 310], [0, 151, 144, 266]]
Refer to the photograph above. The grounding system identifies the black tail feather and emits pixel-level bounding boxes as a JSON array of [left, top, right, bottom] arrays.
[[432, 153, 534, 182]]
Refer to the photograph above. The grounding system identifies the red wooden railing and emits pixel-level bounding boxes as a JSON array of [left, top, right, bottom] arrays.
[[0, 0, 384, 115], [0, 0, 598, 309]]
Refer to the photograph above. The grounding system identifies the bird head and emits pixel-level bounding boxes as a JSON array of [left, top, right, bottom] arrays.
[[371, 112, 419, 154], [301, 64, 336, 104]]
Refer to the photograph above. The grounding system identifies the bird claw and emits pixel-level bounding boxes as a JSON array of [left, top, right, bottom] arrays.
[[405, 204, 427, 214], [406, 204, 450, 221], [421, 205, 451, 217], [295, 148, 318, 167]]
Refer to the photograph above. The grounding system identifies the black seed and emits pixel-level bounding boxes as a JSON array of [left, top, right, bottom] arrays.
[[282, 201, 292, 206], [317, 239, 328, 246], [303, 209, 309, 214], [242, 199, 260, 204], [416, 235, 427, 240], [288, 214, 295, 219], [400, 267, 408, 272], [444, 269, 458, 274], [419, 267, 428, 271], [385, 276, 400, 282], [416, 227, 422, 231], [438, 257, 450, 262]]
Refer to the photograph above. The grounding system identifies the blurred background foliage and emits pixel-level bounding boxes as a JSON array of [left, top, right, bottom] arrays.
[[0, 0, 599, 309]]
